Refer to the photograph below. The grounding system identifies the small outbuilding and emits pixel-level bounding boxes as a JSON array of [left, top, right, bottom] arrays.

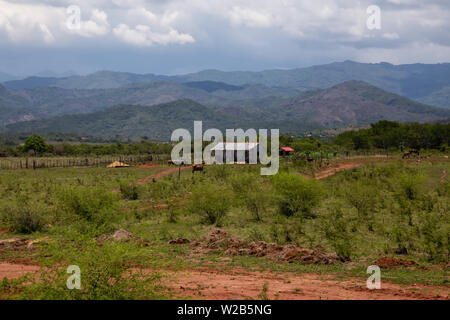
[[211, 142, 259, 164], [107, 161, 130, 168], [280, 147, 294, 156]]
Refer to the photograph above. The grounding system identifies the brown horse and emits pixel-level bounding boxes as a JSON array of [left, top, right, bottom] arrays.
[[402, 152, 410, 159]]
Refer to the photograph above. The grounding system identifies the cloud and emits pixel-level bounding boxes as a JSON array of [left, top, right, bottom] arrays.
[[113, 7, 194, 46], [66, 8, 110, 37], [0, 0, 449, 74], [0, 0, 60, 44], [383, 32, 399, 40], [113, 23, 194, 46], [229, 6, 273, 28]]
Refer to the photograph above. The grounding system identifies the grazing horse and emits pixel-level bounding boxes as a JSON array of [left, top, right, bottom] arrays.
[[402, 152, 410, 159], [192, 164, 204, 174]]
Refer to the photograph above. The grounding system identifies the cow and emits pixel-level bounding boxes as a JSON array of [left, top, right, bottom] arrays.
[[402, 152, 410, 159], [192, 164, 204, 174], [409, 149, 420, 156]]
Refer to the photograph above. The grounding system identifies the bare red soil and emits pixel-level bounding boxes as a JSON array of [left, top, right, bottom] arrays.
[[164, 267, 448, 300], [137, 166, 192, 185], [0, 263, 39, 280], [314, 162, 363, 180], [137, 163, 159, 168]]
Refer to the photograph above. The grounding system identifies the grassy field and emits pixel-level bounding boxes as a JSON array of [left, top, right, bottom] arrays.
[[0, 154, 448, 299]]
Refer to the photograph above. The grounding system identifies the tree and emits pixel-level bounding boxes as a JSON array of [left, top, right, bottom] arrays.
[[23, 136, 47, 154]]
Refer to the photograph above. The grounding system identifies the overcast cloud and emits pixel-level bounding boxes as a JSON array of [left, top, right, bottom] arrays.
[[0, 0, 448, 76]]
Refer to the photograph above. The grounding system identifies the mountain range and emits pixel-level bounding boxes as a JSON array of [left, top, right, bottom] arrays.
[[4, 81, 449, 140], [3, 61, 450, 109]]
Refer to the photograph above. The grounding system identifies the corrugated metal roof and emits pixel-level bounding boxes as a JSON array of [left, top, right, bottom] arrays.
[[211, 142, 259, 151]]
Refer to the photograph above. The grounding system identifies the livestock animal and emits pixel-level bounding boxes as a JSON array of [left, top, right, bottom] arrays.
[[192, 164, 204, 174]]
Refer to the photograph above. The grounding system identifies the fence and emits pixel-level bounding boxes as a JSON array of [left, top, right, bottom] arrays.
[[0, 154, 171, 170]]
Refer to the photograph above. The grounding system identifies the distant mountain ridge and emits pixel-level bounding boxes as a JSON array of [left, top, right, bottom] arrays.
[[4, 81, 450, 139], [3, 61, 450, 109], [0, 81, 303, 126]]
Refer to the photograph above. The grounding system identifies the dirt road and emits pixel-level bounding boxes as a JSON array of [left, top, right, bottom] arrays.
[[0, 263, 39, 279], [137, 166, 192, 185], [1, 262, 447, 300], [314, 162, 363, 180], [164, 267, 448, 300]]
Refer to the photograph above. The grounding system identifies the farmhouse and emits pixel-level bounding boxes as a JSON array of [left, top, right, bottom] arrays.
[[211, 142, 259, 164]]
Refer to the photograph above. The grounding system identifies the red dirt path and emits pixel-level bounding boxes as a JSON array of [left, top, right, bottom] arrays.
[[314, 162, 363, 180], [164, 267, 448, 300], [137, 166, 192, 185], [0, 263, 39, 279]]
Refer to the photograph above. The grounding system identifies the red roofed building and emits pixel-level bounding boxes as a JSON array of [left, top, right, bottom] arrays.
[[280, 147, 294, 156]]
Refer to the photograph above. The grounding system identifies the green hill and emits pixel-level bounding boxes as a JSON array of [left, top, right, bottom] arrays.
[[4, 81, 450, 139]]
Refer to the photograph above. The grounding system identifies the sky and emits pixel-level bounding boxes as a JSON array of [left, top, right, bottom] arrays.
[[0, 0, 449, 76]]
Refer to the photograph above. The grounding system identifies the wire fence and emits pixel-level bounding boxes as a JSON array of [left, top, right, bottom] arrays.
[[0, 154, 171, 170]]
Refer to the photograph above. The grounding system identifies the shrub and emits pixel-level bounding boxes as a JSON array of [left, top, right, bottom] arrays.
[[269, 221, 303, 244], [229, 173, 269, 221], [322, 208, 353, 260], [57, 187, 119, 234], [4, 242, 166, 300], [4, 206, 44, 234], [244, 189, 269, 221], [420, 211, 449, 262], [208, 165, 230, 181], [397, 173, 424, 200], [120, 182, 140, 200], [189, 183, 232, 225], [344, 181, 378, 229], [272, 173, 323, 218], [229, 173, 257, 195]]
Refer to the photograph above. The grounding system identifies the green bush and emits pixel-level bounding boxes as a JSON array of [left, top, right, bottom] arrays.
[[57, 187, 119, 234], [322, 208, 353, 260], [120, 182, 140, 200], [272, 173, 323, 218], [420, 211, 449, 262], [208, 165, 230, 181], [189, 183, 232, 225], [244, 189, 270, 222], [229, 172, 257, 195], [397, 173, 424, 200], [4, 206, 45, 234], [344, 181, 378, 229], [4, 242, 166, 300]]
